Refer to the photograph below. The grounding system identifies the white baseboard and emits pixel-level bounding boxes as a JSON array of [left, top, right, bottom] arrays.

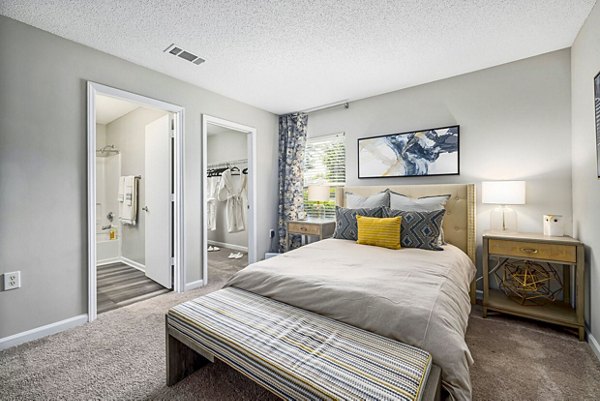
[[185, 279, 205, 291], [208, 240, 248, 253], [587, 329, 600, 362], [97, 257, 120, 266], [120, 257, 145, 272], [0, 314, 88, 351]]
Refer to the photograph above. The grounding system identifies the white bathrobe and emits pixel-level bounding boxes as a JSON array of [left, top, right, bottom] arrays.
[[206, 176, 220, 231], [217, 169, 247, 233]]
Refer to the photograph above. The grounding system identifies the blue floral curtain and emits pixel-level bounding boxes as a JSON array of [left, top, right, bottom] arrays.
[[277, 113, 308, 252]]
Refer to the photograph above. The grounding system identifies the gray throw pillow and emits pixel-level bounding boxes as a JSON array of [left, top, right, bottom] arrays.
[[384, 207, 446, 251], [388, 192, 450, 245], [345, 191, 390, 208], [333, 206, 385, 240]]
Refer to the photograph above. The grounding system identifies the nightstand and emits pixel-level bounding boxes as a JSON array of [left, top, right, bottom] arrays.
[[285, 218, 336, 251], [482, 232, 585, 340]]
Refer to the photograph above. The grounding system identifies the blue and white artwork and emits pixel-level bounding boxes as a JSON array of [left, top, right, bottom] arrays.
[[595, 72, 600, 177], [358, 125, 459, 178]]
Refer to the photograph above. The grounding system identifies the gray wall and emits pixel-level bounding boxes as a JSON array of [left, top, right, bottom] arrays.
[[207, 130, 249, 249], [308, 49, 573, 284], [106, 108, 168, 265], [96, 123, 107, 147], [0, 15, 278, 338], [571, 1, 600, 348]]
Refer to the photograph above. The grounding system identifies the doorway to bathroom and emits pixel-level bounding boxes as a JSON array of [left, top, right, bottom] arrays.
[[202, 115, 257, 286], [87, 82, 185, 321]]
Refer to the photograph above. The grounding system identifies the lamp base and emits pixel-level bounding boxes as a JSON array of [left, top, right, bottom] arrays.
[[490, 206, 518, 232]]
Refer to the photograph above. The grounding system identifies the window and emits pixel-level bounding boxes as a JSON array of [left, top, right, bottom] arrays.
[[303, 133, 345, 218]]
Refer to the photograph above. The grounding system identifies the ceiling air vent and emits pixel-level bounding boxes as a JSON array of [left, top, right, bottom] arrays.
[[164, 43, 205, 65]]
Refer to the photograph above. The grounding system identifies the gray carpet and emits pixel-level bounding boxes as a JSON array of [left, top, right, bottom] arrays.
[[1, 263, 599, 400]]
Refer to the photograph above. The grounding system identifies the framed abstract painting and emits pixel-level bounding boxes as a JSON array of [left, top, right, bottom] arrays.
[[358, 125, 459, 178], [595, 71, 600, 178]]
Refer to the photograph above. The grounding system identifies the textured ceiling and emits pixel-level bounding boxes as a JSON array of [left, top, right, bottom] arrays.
[[1, 1, 595, 114], [95, 95, 139, 125]]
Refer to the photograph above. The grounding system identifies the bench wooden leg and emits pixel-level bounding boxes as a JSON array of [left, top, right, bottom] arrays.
[[166, 320, 211, 386]]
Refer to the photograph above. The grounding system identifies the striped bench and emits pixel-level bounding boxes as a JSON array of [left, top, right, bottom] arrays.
[[166, 288, 441, 401]]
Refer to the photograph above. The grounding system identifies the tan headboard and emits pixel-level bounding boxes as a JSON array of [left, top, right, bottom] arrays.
[[336, 184, 476, 264]]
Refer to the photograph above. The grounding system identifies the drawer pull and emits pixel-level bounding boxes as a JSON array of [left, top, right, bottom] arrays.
[[520, 248, 539, 254]]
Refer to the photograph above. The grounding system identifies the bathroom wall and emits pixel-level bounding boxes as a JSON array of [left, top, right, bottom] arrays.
[[106, 107, 168, 265], [207, 130, 249, 250]]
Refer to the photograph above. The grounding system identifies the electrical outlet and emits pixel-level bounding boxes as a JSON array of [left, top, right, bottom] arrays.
[[3, 271, 21, 290], [269, 229, 275, 239]]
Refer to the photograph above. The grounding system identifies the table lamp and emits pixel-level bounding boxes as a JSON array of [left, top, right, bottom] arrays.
[[482, 181, 526, 232], [308, 185, 330, 219]]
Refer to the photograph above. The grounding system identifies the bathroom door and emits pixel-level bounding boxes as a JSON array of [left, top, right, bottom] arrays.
[[144, 114, 172, 289]]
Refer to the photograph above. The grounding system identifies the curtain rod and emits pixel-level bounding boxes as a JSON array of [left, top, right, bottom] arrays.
[[299, 100, 350, 114]]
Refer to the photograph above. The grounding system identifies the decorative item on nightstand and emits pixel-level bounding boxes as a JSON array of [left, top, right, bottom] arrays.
[[308, 185, 330, 218], [482, 181, 526, 232], [543, 214, 564, 236]]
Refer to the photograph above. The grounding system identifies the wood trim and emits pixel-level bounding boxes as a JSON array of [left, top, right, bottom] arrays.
[[87, 82, 186, 322], [0, 314, 88, 350], [201, 115, 257, 288], [166, 318, 211, 386], [488, 239, 577, 263], [421, 365, 442, 401], [207, 240, 249, 253]]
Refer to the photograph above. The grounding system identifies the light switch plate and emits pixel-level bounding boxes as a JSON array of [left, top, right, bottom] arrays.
[[3, 271, 21, 290]]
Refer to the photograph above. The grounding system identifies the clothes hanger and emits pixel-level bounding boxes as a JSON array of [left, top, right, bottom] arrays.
[[230, 166, 240, 176]]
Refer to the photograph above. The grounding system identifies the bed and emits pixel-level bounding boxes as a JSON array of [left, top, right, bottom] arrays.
[[167, 183, 476, 401]]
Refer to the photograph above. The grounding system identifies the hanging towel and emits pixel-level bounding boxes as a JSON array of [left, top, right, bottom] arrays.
[[117, 176, 126, 203], [119, 175, 138, 225]]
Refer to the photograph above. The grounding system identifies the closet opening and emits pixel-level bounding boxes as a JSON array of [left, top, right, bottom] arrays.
[[201, 116, 257, 286], [87, 82, 185, 322]]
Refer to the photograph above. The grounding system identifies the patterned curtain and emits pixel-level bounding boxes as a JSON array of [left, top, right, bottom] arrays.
[[277, 113, 308, 253]]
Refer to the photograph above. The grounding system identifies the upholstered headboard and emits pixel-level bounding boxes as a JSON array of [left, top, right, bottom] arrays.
[[335, 184, 476, 264]]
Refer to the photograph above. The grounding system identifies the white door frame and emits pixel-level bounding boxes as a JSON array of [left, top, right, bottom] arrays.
[[87, 81, 185, 322], [201, 115, 257, 286]]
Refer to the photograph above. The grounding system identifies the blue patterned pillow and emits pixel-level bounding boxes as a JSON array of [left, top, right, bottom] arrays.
[[384, 207, 446, 251], [334, 206, 385, 240]]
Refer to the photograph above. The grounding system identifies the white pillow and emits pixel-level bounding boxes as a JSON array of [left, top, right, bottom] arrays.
[[346, 191, 390, 208], [389, 192, 450, 211]]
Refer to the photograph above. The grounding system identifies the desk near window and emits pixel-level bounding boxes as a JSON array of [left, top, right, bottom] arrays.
[[285, 218, 336, 251]]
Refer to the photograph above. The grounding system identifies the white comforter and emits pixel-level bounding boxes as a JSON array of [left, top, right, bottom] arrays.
[[226, 238, 476, 401]]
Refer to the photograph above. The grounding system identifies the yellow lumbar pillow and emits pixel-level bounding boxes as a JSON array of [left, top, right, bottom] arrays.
[[356, 215, 401, 250]]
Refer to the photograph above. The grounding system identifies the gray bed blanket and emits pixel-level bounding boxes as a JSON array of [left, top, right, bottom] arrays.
[[225, 238, 476, 401]]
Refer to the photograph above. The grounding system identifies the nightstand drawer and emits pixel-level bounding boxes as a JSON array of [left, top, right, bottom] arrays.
[[488, 239, 576, 263], [288, 223, 320, 235]]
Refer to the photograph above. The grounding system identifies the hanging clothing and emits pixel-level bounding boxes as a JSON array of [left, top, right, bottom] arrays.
[[277, 113, 308, 252], [217, 168, 247, 233], [206, 176, 220, 231]]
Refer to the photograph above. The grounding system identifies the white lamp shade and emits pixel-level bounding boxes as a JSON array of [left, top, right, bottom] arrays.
[[308, 185, 330, 202], [482, 181, 526, 205]]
